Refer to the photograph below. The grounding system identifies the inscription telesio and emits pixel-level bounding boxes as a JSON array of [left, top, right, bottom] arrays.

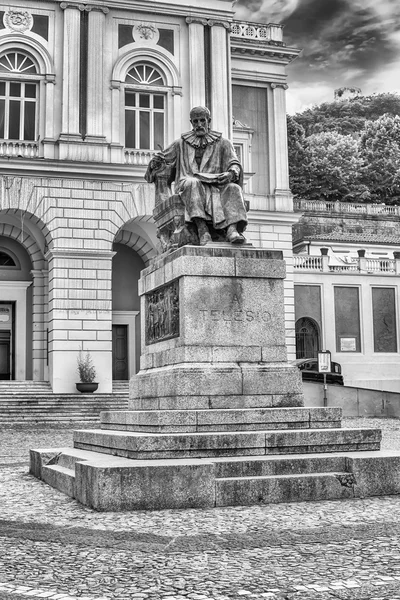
[[199, 309, 271, 322]]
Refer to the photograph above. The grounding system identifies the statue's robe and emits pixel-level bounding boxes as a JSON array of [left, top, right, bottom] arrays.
[[148, 130, 247, 232]]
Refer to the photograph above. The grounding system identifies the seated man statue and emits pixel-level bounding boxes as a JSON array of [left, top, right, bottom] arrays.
[[145, 106, 247, 246]]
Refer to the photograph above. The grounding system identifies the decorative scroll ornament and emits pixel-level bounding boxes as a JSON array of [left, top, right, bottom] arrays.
[[4, 10, 33, 33], [133, 23, 160, 45]]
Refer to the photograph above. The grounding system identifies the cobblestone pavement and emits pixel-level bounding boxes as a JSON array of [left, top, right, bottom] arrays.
[[2, 418, 400, 600]]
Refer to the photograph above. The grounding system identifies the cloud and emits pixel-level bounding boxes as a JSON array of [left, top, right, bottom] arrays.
[[235, 0, 400, 113], [234, 0, 299, 23]]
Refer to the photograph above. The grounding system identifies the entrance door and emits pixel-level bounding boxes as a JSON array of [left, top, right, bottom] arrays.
[[0, 331, 11, 380], [295, 317, 320, 359], [112, 324, 129, 380]]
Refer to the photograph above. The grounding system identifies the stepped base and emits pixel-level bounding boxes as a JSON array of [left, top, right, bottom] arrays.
[[30, 447, 400, 511]]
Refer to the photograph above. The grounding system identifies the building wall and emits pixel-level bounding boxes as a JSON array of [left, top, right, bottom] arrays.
[[0, 1, 299, 391]]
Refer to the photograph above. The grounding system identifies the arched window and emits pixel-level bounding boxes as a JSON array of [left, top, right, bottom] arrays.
[[295, 317, 320, 360], [0, 250, 17, 267], [0, 49, 39, 141], [124, 62, 166, 151]]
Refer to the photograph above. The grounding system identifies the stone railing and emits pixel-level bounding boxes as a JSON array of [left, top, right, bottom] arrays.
[[294, 255, 398, 275], [230, 21, 283, 43], [294, 199, 400, 217], [124, 149, 156, 166], [293, 255, 323, 270], [0, 140, 39, 159]]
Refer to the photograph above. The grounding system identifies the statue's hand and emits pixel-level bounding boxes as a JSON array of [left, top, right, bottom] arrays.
[[217, 171, 234, 185], [150, 153, 166, 170]]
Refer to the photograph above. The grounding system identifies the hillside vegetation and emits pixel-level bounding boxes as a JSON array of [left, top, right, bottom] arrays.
[[288, 93, 400, 204]]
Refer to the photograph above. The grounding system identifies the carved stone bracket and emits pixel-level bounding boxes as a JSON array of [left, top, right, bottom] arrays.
[[44, 74, 56, 85]]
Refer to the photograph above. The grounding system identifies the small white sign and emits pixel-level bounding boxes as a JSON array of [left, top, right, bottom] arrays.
[[318, 351, 331, 373], [340, 337, 357, 352]]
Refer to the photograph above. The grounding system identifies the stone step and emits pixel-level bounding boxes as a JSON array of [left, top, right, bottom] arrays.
[[100, 407, 342, 432], [73, 427, 381, 460], [41, 464, 75, 498], [30, 447, 400, 511], [215, 472, 355, 506], [212, 453, 348, 478]]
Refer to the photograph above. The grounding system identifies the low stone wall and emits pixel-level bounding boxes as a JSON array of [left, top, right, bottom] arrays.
[[303, 382, 400, 418]]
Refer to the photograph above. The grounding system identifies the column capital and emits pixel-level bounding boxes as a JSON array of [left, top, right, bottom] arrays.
[[271, 83, 289, 90], [186, 16, 207, 26], [60, 2, 85, 10], [85, 5, 109, 14], [207, 19, 230, 29]]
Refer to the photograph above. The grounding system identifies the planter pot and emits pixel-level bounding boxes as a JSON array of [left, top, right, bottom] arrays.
[[76, 382, 99, 394]]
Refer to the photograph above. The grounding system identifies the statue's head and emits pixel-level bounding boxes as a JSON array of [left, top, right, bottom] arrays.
[[190, 106, 211, 137]]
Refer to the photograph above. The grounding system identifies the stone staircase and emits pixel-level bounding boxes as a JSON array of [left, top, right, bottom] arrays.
[[31, 404, 400, 510], [0, 381, 129, 425]]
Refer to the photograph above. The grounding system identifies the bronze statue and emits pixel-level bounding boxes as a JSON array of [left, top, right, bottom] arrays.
[[146, 106, 247, 246]]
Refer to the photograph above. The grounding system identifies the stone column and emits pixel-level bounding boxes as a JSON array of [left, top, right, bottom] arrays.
[[86, 6, 109, 141], [59, 2, 83, 140], [47, 249, 113, 393], [269, 83, 291, 210], [110, 80, 123, 163], [42, 75, 56, 158], [208, 20, 231, 136], [186, 17, 207, 109], [31, 270, 46, 381]]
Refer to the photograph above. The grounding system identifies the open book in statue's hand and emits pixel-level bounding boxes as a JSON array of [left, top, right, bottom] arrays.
[[194, 172, 231, 185]]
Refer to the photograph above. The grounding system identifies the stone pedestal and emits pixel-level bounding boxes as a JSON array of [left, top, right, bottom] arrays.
[[30, 245, 400, 511], [133, 245, 302, 409]]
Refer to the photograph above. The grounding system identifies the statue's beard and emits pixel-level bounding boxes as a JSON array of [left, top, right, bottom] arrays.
[[194, 127, 208, 137]]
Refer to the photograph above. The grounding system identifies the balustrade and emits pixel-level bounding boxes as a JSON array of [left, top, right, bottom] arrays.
[[294, 198, 400, 217], [0, 141, 39, 158], [124, 149, 156, 166]]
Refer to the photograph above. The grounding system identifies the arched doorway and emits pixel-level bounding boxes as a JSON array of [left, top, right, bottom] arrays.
[[112, 243, 145, 380], [0, 237, 33, 379], [295, 317, 320, 360]]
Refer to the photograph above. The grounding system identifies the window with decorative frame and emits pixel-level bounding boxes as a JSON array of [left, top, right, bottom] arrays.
[[124, 62, 166, 151], [0, 49, 39, 142]]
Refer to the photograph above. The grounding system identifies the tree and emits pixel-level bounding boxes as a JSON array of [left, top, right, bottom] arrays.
[[301, 131, 367, 202], [287, 93, 400, 203], [287, 115, 308, 197], [359, 114, 400, 204]]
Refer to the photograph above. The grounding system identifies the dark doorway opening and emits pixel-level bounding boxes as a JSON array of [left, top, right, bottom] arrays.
[[0, 331, 11, 380], [112, 324, 129, 380]]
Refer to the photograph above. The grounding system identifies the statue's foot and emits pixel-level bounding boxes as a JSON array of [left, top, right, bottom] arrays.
[[226, 225, 245, 244], [199, 231, 212, 245]]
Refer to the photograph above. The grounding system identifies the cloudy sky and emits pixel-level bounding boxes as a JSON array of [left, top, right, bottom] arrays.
[[234, 0, 400, 114]]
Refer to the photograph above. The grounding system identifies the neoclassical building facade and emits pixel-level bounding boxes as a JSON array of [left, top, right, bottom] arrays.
[[0, 0, 299, 392]]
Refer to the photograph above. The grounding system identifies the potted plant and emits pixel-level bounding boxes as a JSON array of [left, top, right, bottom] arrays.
[[76, 351, 99, 393]]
